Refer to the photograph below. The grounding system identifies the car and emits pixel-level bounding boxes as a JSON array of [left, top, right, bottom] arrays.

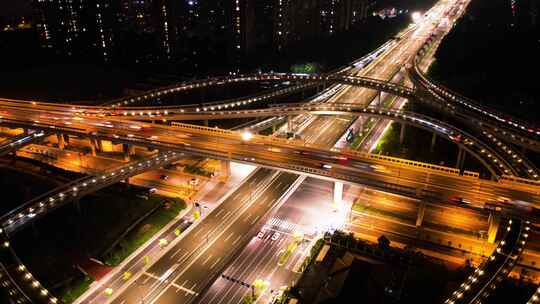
[[320, 164, 332, 170], [449, 134, 462, 142], [159, 175, 169, 180], [257, 230, 265, 239], [148, 188, 157, 194], [448, 196, 471, 204], [271, 232, 281, 241]]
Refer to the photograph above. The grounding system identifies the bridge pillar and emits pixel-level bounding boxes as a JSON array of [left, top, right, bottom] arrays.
[[430, 133, 437, 152], [204, 120, 209, 127], [456, 147, 463, 169], [399, 123, 406, 145], [56, 133, 65, 150], [333, 182, 344, 210], [487, 212, 500, 244], [88, 138, 98, 156], [415, 202, 426, 227], [287, 116, 293, 134], [220, 160, 231, 181], [459, 150, 467, 175], [123, 144, 135, 162], [377, 90, 382, 106]]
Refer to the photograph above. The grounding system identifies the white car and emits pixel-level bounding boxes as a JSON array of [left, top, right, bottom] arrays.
[[271, 232, 280, 241], [257, 230, 265, 239]]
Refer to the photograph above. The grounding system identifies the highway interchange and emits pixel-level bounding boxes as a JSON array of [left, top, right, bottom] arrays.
[[2, 0, 540, 303]]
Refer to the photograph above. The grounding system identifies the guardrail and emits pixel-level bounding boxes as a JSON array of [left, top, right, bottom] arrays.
[[1, 151, 183, 233], [170, 121, 481, 179], [443, 219, 529, 304]]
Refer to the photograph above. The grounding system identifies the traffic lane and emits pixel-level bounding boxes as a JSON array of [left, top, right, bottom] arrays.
[[146, 168, 274, 275], [151, 173, 299, 304], [108, 168, 276, 304], [424, 205, 489, 232], [196, 177, 349, 304], [202, 235, 286, 304], [6, 108, 539, 205], [356, 188, 420, 217]]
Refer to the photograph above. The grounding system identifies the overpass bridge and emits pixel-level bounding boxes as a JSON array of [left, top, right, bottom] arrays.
[[410, 28, 540, 153], [0, 130, 48, 156], [1, 108, 539, 209], [443, 218, 529, 304], [0, 73, 415, 115], [126, 102, 538, 179]]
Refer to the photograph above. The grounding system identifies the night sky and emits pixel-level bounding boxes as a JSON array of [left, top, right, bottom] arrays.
[[0, 1, 31, 18]]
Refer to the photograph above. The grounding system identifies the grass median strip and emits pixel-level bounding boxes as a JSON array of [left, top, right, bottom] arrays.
[[103, 199, 186, 265], [59, 276, 94, 304], [278, 233, 303, 266]]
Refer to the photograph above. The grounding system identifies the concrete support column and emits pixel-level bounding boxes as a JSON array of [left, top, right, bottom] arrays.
[[63, 134, 70, 145], [377, 91, 382, 106], [399, 123, 406, 145], [487, 212, 500, 244], [88, 138, 97, 156], [430, 133, 437, 152], [456, 147, 463, 169], [415, 202, 426, 227], [272, 123, 276, 134], [220, 160, 231, 181], [123, 143, 134, 162], [204, 120, 209, 127], [124, 178, 131, 190], [333, 182, 344, 209], [459, 150, 467, 175], [287, 116, 293, 134], [57, 133, 65, 150]]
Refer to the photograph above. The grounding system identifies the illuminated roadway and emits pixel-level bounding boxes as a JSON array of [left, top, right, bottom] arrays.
[[1, 0, 539, 303]]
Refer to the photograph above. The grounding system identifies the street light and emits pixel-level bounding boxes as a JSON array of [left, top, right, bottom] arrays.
[[412, 11, 422, 23], [241, 130, 253, 141]]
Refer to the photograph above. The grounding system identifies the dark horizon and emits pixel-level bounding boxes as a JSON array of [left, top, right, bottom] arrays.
[[0, 0, 31, 18]]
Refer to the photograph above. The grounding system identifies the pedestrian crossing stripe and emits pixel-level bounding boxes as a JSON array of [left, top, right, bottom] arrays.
[[267, 217, 297, 233]]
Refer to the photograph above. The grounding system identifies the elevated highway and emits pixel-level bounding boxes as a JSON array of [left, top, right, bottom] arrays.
[[0, 130, 48, 156], [1, 108, 539, 217], [0, 73, 415, 116], [409, 16, 540, 153], [122, 102, 538, 179], [0, 151, 182, 234], [443, 219, 529, 304]]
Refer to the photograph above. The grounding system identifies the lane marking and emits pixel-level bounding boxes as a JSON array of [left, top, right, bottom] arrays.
[[224, 232, 235, 242], [171, 247, 184, 258], [232, 235, 242, 245], [250, 215, 260, 225], [210, 257, 222, 270], [201, 254, 213, 266]]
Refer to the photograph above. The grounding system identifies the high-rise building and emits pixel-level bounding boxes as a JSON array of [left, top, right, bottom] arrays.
[[33, 0, 371, 65], [33, 0, 116, 61]]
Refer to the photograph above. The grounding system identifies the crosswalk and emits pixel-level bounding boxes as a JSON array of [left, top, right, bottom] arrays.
[[266, 217, 298, 233]]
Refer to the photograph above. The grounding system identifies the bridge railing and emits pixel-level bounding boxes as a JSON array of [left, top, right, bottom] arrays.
[[170, 122, 479, 179], [442, 219, 529, 304], [0, 151, 182, 233]]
